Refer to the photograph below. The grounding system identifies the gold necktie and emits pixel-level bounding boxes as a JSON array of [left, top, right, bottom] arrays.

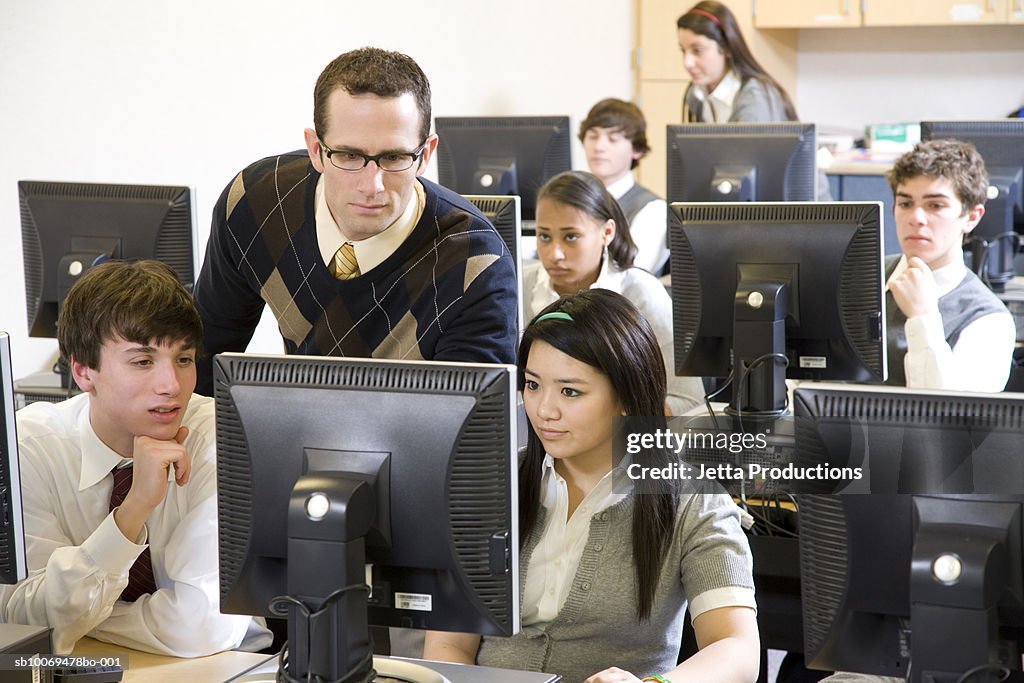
[[332, 242, 360, 280]]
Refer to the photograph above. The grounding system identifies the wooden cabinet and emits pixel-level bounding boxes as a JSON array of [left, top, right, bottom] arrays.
[[636, 80, 684, 196], [637, 0, 687, 80], [754, 0, 861, 28], [864, 0, 1007, 26], [755, 0, 1018, 26], [1010, 0, 1024, 22]]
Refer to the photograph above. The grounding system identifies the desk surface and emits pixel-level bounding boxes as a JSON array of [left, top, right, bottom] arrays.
[[232, 655, 561, 683], [73, 637, 275, 683], [73, 639, 560, 683]]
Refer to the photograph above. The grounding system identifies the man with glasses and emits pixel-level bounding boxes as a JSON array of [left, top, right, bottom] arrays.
[[192, 47, 518, 395]]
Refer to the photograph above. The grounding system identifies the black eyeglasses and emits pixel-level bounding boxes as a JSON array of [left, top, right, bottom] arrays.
[[318, 139, 427, 173]]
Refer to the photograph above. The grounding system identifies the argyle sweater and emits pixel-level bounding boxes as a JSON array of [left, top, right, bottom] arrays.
[[193, 151, 518, 395]]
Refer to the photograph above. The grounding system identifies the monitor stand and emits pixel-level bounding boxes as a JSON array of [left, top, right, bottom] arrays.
[[729, 271, 792, 416]]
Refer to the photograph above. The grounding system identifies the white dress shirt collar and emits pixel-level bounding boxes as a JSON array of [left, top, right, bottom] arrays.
[[315, 177, 425, 275], [530, 258, 628, 316], [77, 402, 131, 492], [691, 70, 742, 123], [521, 453, 631, 626], [605, 172, 637, 201]]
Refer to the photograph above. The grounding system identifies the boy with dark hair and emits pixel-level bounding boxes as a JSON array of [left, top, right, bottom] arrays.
[[579, 98, 669, 275], [0, 259, 269, 655], [884, 139, 1015, 390]]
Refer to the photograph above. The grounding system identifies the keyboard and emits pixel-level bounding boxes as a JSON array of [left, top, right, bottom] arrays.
[[52, 665, 123, 682]]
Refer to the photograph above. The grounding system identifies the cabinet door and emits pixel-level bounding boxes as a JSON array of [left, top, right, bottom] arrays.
[[1010, 0, 1024, 22], [864, 0, 1007, 25], [754, 0, 861, 28], [636, 80, 684, 196], [639, 0, 687, 80]]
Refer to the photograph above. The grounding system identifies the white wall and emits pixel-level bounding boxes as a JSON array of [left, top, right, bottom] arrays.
[[0, 0, 632, 379], [796, 25, 1024, 133]]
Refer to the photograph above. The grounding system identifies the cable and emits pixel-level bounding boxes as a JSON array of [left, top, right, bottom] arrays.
[[734, 353, 790, 436], [702, 371, 734, 430], [968, 231, 1021, 291], [955, 663, 1010, 683], [269, 584, 375, 683], [745, 496, 799, 538]]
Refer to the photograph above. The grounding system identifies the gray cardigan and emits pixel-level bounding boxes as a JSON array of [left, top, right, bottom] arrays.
[[681, 77, 834, 201], [682, 77, 789, 123], [476, 491, 755, 683]]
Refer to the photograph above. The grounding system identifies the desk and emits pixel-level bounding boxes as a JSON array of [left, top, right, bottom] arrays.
[[73, 637, 275, 683], [229, 654, 561, 683], [72, 639, 560, 683]]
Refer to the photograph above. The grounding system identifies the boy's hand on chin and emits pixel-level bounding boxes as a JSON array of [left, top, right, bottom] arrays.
[[114, 427, 191, 540], [888, 256, 940, 320]]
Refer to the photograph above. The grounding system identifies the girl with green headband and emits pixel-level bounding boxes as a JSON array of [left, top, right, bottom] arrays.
[[426, 290, 759, 683]]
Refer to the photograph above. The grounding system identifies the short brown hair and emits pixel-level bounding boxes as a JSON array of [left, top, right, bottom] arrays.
[[578, 98, 651, 168], [57, 259, 202, 369], [313, 47, 432, 143], [887, 139, 990, 212]]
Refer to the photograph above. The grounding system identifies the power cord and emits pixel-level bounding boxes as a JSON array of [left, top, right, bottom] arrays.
[[268, 584, 375, 683], [955, 662, 1011, 683]]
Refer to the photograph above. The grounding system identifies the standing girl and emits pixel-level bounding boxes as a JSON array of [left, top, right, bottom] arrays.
[[678, 0, 797, 123]]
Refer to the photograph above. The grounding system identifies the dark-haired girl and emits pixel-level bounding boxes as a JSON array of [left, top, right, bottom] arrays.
[[678, 1, 797, 123], [523, 170, 703, 415], [425, 290, 759, 683]]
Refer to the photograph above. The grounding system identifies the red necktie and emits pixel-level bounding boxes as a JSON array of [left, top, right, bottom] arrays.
[[109, 465, 158, 602]]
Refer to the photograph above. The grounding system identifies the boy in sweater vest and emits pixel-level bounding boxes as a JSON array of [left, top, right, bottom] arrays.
[[579, 98, 669, 275], [884, 139, 1014, 391]]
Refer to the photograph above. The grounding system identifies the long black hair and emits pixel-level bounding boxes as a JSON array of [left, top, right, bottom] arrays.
[[678, 0, 798, 121], [537, 170, 638, 269], [517, 289, 679, 622]]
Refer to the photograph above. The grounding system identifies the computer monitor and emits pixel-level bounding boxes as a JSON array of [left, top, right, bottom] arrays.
[[793, 382, 1024, 495], [462, 195, 524, 333], [795, 383, 1024, 680], [435, 116, 572, 224], [666, 122, 817, 203], [798, 493, 1024, 682], [669, 202, 887, 415], [18, 180, 196, 390], [0, 332, 27, 585], [215, 353, 519, 682], [920, 121, 1024, 292]]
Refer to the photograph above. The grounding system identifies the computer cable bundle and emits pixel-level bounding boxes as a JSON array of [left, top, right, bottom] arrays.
[[269, 584, 375, 683]]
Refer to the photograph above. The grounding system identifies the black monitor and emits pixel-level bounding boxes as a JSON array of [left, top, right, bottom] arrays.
[[435, 116, 572, 224], [794, 380, 1024, 681], [0, 332, 27, 585], [669, 202, 887, 416], [215, 353, 519, 682], [462, 195, 524, 333], [666, 122, 817, 203], [19, 181, 197, 338], [793, 382, 1024, 496], [920, 120, 1024, 292]]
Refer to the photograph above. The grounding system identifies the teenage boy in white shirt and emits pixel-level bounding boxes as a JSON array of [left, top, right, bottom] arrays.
[[883, 138, 1015, 392], [0, 259, 269, 655], [580, 98, 669, 276]]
